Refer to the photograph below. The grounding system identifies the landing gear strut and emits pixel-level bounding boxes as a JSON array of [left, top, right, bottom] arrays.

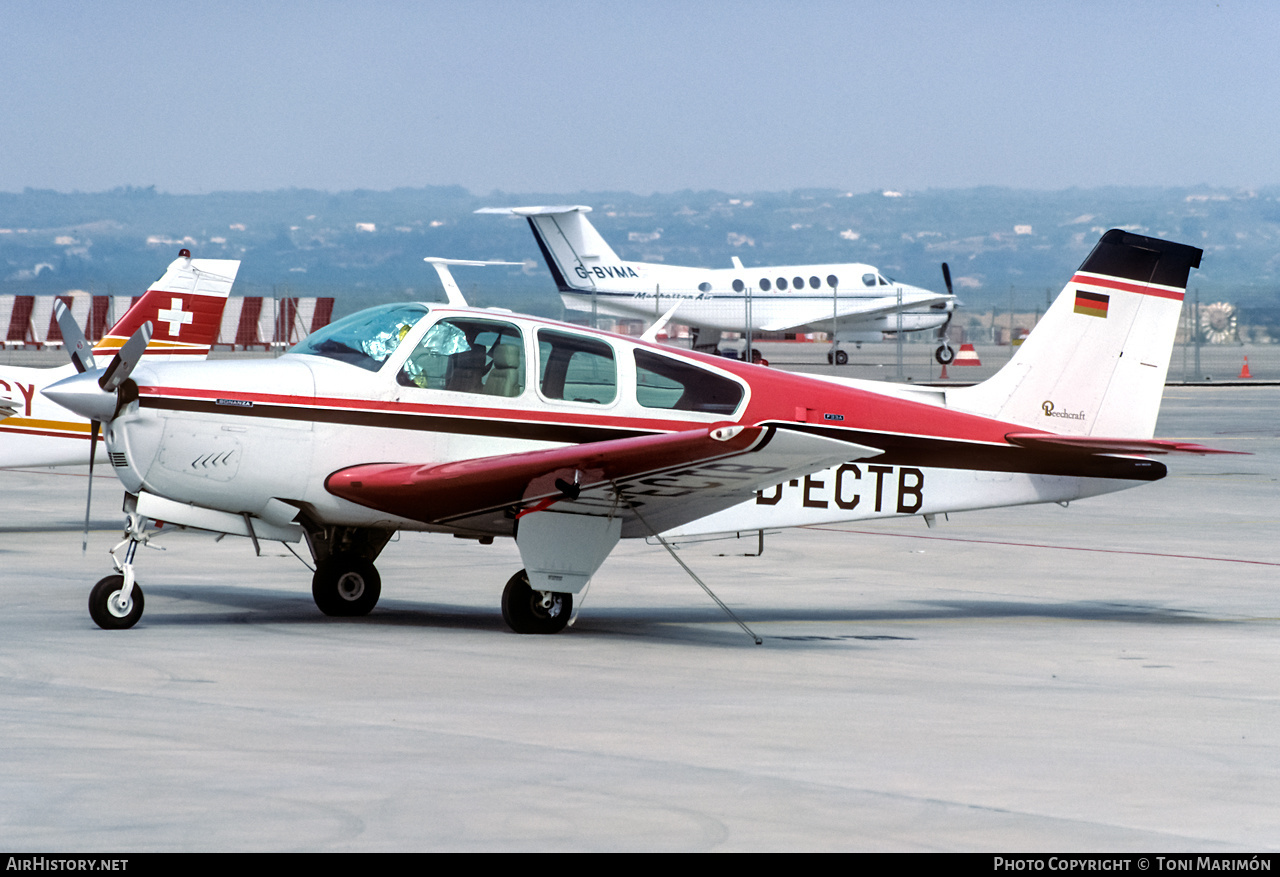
[[501, 569, 572, 634]]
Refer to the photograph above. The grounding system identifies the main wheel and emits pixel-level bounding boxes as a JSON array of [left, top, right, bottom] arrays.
[[312, 555, 381, 617], [501, 569, 572, 634], [834, 349, 848, 366], [935, 344, 956, 365], [89, 574, 144, 630]]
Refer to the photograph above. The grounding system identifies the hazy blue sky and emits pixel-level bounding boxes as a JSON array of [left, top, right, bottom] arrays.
[[3, 0, 1277, 195]]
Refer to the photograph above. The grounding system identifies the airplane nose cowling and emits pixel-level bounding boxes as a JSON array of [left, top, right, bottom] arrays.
[[43, 371, 122, 423]]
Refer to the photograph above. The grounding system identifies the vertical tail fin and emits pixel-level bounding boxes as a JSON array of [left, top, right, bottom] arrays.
[[93, 250, 238, 360], [475, 206, 624, 291], [950, 230, 1202, 439]]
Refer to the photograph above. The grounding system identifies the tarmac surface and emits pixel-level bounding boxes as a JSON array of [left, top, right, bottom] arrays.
[[0, 384, 1277, 851]]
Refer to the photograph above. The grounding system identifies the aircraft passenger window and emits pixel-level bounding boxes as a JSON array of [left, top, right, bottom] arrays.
[[809, 276, 820, 289], [634, 350, 744, 415], [698, 282, 712, 293], [862, 273, 877, 287], [759, 278, 772, 292], [827, 275, 839, 288], [777, 278, 788, 290], [397, 318, 524, 396], [292, 303, 430, 372], [793, 276, 804, 290], [732, 279, 745, 292], [537, 330, 616, 404]]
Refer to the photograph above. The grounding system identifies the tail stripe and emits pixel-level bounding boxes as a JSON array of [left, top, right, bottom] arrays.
[[1072, 272, 1185, 301]]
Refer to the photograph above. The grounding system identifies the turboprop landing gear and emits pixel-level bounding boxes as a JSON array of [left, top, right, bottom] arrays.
[[312, 554, 381, 617], [501, 569, 572, 634], [935, 343, 955, 365], [827, 348, 848, 366]]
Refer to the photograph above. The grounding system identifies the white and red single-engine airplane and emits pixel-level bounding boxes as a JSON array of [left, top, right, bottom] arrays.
[[0, 250, 237, 468], [45, 230, 1227, 635]]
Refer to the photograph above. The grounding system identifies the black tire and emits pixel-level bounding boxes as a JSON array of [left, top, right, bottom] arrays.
[[834, 349, 848, 366], [312, 555, 381, 617], [935, 344, 956, 365], [89, 574, 144, 630], [826, 351, 833, 364], [501, 569, 572, 634]]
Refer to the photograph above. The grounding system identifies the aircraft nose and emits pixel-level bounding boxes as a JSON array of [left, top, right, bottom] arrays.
[[43, 371, 120, 422]]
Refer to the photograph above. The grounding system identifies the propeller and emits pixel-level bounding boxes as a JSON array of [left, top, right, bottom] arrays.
[[46, 301, 153, 551], [937, 262, 956, 339]]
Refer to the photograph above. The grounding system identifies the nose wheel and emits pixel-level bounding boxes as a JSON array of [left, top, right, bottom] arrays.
[[935, 343, 955, 365], [501, 569, 572, 634], [89, 574, 145, 630]]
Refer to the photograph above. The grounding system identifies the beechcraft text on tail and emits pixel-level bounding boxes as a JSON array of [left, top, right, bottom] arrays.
[[43, 229, 1234, 636], [477, 205, 959, 365], [0, 251, 237, 469]]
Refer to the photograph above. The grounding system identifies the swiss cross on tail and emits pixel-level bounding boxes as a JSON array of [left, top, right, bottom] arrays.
[[156, 297, 194, 337]]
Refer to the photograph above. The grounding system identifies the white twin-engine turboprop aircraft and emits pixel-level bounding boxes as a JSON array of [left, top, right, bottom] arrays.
[[477, 204, 958, 365], [0, 251, 238, 468], [46, 230, 1230, 636]]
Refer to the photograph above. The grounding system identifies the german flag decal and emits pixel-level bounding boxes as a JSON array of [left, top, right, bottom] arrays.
[[1074, 290, 1110, 318]]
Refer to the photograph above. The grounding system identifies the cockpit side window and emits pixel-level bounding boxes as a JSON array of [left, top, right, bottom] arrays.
[[397, 318, 524, 397], [537, 330, 616, 404], [634, 350, 744, 415], [861, 273, 877, 287], [291, 303, 430, 372]]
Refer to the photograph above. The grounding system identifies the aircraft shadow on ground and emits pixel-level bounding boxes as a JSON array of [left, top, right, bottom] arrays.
[[137, 584, 1228, 646]]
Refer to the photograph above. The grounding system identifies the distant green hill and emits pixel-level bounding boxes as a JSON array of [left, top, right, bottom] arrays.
[[2, 185, 1277, 325]]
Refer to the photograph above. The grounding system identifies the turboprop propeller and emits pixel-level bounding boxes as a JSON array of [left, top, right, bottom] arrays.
[[47, 301, 153, 551]]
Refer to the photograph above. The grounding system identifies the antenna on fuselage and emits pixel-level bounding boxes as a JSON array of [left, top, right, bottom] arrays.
[[423, 258, 523, 307]]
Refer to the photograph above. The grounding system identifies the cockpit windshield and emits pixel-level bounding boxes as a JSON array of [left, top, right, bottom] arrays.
[[290, 304, 430, 371]]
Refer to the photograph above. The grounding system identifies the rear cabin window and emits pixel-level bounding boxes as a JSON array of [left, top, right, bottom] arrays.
[[397, 318, 524, 397], [634, 350, 744, 415], [537, 330, 617, 404]]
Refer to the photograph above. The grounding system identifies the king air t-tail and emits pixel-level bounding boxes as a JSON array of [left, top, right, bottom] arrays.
[[45, 230, 1229, 636], [478, 205, 958, 364]]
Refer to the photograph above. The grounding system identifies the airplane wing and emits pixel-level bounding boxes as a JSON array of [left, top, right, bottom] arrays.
[[326, 424, 882, 538], [1004, 433, 1245, 455], [756, 293, 953, 333]]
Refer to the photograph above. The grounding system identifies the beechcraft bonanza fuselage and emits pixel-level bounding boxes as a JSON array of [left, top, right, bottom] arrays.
[[478, 205, 959, 365], [46, 230, 1230, 636]]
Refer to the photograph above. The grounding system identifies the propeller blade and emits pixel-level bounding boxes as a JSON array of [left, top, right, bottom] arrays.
[[83, 419, 99, 554], [54, 300, 97, 375], [99, 321, 153, 393], [941, 262, 954, 297]]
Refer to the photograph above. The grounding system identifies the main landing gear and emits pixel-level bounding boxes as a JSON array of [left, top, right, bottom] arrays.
[[501, 569, 572, 634], [312, 554, 382, 617]]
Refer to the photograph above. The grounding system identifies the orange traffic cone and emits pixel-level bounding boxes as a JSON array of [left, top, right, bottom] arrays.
[[954, 344, 982, 366], [1239, 357, 1252, 379], [939, 363, 949, 380]]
